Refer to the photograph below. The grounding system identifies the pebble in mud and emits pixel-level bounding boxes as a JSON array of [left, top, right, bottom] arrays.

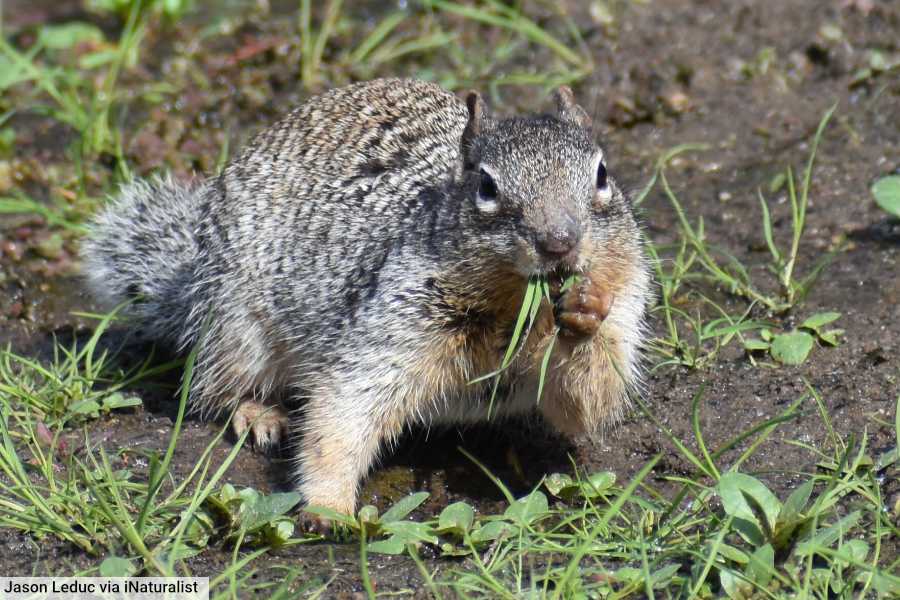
[[7, 300, 24, 319], [1, 240, 23, 261]]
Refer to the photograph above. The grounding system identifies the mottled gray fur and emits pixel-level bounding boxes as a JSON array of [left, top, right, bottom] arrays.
[[82, 78, 651, 517]]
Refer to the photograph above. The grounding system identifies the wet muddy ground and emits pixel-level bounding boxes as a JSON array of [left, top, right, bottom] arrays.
[[1, 0, 898, 595]]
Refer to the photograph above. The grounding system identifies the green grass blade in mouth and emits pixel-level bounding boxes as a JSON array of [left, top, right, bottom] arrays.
[[536, 329, 558, 405]]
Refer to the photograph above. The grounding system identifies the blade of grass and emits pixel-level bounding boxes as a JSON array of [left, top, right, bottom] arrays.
[[457, 446, 515, 505], [349, 11, 406, 64], [552, 455, 661, 599], [689, 515, 734, 597], [135, 324, 199, 535], [425, 0, 586, 67], [536, 329, 558, 405], [634, 394, 715, 480], [758, 189, 782, 264], [691, 385, 720, 480], [783, 104, 837, 298], [359, 524, 376, 599]]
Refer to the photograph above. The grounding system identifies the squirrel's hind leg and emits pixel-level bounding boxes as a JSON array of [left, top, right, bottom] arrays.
[[189, 323, 290, 450]]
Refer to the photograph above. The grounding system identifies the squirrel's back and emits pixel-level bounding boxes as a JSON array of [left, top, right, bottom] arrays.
[[218, 77, 468, 231], [83, 78, 468, 350], [201, 78, 471, 321]]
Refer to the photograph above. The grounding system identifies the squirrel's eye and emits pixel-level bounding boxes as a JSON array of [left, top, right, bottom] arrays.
[[475, 168, 500, 214], [596, 162, 608, 190], [479, 168, 497, 199]]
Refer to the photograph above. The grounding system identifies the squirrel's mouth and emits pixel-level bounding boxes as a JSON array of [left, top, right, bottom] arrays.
[[523, 264, 581, 303], [532, 250, 581, 277], [550, 263, 578, 279]]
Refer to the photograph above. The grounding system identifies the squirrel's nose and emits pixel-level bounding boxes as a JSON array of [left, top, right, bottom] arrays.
[[536, 221, 580, 260]]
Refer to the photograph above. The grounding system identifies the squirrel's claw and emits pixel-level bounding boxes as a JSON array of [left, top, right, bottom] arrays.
[[556, 277, 614, 339], [232, 400, 289, 450], [298, 512, 333, 537]]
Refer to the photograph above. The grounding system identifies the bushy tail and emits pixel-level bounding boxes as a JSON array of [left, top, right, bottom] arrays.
[[82, 175, 207, 348]]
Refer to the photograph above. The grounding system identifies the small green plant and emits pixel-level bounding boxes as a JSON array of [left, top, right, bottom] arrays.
[[757, 105, 840, 309], [872, 175, 900, 218], [295, 1, 590, 95], [0, 2, 153, 227], [712, 468, 892, 599], [305, 491, 436, 552], [649, 279, 770, 369], [87, 0, 193, 20], [297, 0, 453, 89], [205, 484, 301, 548], [644, 116, 846, 370], [640, 146, 778, 369], [306, 450, 559, 558], [423, 0, 592, 73], [544, 470, 616, 501], [426, 0, 594, 95], [298, 0, 344, 89], [744, 312, 842, 365]]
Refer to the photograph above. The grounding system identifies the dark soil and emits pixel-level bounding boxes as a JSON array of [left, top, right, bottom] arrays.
[[1, 0, 898, 596]]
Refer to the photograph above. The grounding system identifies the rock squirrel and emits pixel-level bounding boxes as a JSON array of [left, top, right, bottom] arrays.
[[82, 78, 651, 528]]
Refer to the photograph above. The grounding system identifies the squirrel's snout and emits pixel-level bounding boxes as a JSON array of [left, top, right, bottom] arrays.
[[535, 219, 581, 263]]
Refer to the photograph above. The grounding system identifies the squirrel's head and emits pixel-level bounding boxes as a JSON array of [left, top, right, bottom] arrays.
[[459, 87, 628, 277]]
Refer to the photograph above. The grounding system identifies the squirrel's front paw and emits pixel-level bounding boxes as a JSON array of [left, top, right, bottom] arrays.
[[555, 275, 614, 340]]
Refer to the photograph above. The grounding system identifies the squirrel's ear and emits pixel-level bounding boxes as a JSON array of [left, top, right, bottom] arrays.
[[554, 86, 592, 130], [461, 91, 486, 168], [463, 91, 485, 137]]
